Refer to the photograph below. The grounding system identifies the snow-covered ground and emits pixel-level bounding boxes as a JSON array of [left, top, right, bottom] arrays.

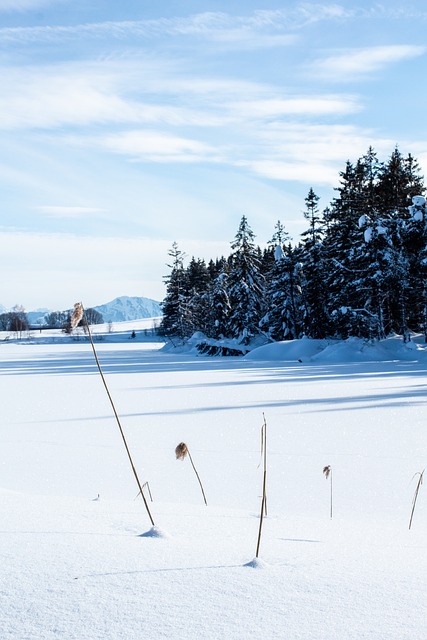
[[1, 329, 426, 639]]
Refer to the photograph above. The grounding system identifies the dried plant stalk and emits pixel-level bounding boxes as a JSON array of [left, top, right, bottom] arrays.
[[76, 302, 155, 527], [175, 442, 207, 506], [70, 302, 84, 329], [143, 481, 154, 502], [256, 413, 267, 558], [135, 481, 154, 502], [323, 465, 333, 519], [409, 469, 424, 530]]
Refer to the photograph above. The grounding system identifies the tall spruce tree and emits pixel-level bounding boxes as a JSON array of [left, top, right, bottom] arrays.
[[184, 257, 211, 335], [324, 161, 373, 337], [401, 195, 427, 337], [161, 242, 191, 340], [299, 189, 329, 337], [208, 267, 231, 338], [352, 148, 425, 338], [226, 216, 265, 342], [263, 242, 304, 340]]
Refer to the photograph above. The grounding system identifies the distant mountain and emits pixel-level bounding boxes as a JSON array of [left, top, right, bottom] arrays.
[[93, 296, 162, 323], [27, 309, 50, 325], [0, 306, 49, 325]]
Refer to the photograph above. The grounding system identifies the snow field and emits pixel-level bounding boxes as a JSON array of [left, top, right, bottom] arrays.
[[0, 338, 426, 639]]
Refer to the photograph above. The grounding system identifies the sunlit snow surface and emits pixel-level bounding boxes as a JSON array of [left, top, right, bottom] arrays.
[[0, 327, 426, 639]]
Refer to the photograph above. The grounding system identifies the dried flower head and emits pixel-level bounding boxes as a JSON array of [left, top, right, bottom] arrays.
[[70, 302, 84, 329], [323, 465, 331, 479], [175, 442, 189, 461]]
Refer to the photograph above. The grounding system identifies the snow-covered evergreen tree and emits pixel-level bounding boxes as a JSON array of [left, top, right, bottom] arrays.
[[263, 243, 303, 340], [207, 268, 231, 338], [402, 195, 427, 338], [299, 190, 330, 338], [161, 242, 191, 339], [324, 160, 374, 337], [226, 216, 265, 343], [184, 257, 211, 335]]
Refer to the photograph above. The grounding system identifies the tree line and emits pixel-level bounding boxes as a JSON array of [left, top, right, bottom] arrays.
[[161, 146, 427, 345], [0, 307, 104, 336]]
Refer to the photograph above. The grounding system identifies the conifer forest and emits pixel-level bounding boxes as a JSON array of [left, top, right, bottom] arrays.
[[161, 147, 427, 345]]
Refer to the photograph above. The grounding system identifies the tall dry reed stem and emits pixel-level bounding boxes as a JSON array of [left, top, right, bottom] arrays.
[[74, 302, 155, 527], [255, 413, 267, 558], [175, 442, 207, 506], [323, 465, 333, 519], [409, 469, 424, 530]]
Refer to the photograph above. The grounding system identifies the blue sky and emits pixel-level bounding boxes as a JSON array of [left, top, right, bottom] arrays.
[[1, 1, 427, 310]]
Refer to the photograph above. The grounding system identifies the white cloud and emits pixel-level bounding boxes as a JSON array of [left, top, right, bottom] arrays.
[[101, 130, 221, 163], [229, 95, 362, 118], [309, 45, 427, 81], [0, 6, 356, 46], [246, 159, 339, 186], [0, 12, 294, 47], [240, 123, 401, 186], [0, 0, 58, 11], [36, 206, 108, 219], [0, 66, 138, 130], [0, 61, 254, 131]]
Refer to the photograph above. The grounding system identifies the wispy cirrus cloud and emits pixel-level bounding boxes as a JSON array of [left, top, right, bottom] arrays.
[[0, 58, 364, 132], [308, 45, 427, 81], [228, 95, 361, 118], [0, 11, 295, 47], [0, 81, 131, 130], [0, 0, 58, 11], [35, 206, 107, 219], [236, 121, 398, 186], [100, 130, 221, 164], [0, 6, 358, 46]]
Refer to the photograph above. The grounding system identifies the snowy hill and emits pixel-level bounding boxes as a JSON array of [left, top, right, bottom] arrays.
[[93, 296, 162, 322]]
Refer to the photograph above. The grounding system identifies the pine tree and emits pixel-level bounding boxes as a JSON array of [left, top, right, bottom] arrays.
[[208, 267, 231, 338], [376, 147, 424, 218], [161, 242, 191, 340], [352, 148, 424, 338], [226, 216, 265, 343], [301, 188, 322, 249], [299, 190, 329, 337], [323, 161, 372, 337], [183, 257, 211, 335], [263, 243, 303, 340], [402, 195, 427, 338]]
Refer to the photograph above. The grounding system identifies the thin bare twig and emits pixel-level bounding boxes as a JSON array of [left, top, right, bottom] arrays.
[[256, 413, 267, 558], [409, 469, 424, 530], [75, 302, 155, 527], [175, 442, 207, 506], [135, 481, 154, 502], [323, 465, 333, 519]]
